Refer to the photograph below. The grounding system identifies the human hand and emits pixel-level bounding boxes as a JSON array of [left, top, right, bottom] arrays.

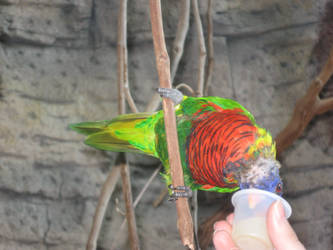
[[213, 201, 306, 250]]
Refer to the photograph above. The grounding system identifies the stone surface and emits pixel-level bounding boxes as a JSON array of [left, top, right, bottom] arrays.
[[212, 0, 328, 36], [0, 0, 332, 250], [227, 23, 319, 135]]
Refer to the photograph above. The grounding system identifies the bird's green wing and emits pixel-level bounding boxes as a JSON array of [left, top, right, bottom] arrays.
[[180, 96, 256, 124]]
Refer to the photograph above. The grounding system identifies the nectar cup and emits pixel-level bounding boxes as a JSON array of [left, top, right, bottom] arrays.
[[231, 188, 292, 250]]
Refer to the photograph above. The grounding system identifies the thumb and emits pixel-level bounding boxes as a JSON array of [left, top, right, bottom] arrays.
[[267, 201, 305, 250]]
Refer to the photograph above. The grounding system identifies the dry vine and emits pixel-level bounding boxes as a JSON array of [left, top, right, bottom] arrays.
[[150, 0, 195, 249], [116, 0, 140, 248], [192, 0, 206, 97], [204, 0, 214, 96]]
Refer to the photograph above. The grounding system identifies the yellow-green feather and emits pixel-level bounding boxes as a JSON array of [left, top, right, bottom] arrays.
[[69, 112, 160, 156]]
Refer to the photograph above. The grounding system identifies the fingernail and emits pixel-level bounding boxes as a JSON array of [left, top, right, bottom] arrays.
[[213, 229, 227, 238], [272, 200, 285, 221]]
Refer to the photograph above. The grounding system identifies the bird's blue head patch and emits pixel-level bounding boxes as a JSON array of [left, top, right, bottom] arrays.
[[239, 158, 283, 196]]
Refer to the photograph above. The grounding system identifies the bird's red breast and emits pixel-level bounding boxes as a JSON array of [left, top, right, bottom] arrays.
[[186, 104, 257, 188]]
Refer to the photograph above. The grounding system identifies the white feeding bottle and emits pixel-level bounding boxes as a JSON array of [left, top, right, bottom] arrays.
[[231, 188, 292, 250]]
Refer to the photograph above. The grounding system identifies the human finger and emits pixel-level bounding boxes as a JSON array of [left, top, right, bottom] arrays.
[[213, 228, 238, 250], [226, 213, 234, 225], [267, 201, 305, 250]]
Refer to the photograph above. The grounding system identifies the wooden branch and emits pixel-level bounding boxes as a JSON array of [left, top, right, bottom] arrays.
[[110, 165, 163, 249], [275, 46, 333, 155], [86, 166, 121, 250], [204, 0, 214, 96], [117, 0, 140, 249], [151, 83, 196, 209], [149, 1, 194, 249], [120, 155, 140, 250], [192, 0, 207, 97], [145, 0, 190, 112], [171, 0, 190, 82]]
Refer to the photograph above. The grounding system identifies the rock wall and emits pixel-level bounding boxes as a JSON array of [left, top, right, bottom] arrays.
[[0, 0, 332, 249]]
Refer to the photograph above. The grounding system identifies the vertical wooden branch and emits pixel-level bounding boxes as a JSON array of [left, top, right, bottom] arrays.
[[145, 0, 191, 112], [119, 157, 140, 250], [192, 0, 207, 97], [204, 0, 214, 96], [149, 1, 194, 249], [117, 0, 140, 249]]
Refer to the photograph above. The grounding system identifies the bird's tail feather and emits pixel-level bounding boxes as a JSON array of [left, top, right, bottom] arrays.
[[69, 112, 157, 156]]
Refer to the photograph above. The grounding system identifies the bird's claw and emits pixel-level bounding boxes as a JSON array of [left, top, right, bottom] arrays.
[[157, 88, 184, 105], [168, 184, 192, 201]]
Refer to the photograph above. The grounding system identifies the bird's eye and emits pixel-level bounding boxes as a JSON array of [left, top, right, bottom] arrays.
[[276, 183, 282, 193]]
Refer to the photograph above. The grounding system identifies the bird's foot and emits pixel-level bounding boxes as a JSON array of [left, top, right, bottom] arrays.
[[157, 88, 184, 105], [168, 184, 192, 201]]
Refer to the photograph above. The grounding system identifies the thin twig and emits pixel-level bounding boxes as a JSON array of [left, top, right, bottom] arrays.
[[153, 187, 169, 208], [144, 93, 162, 112], [117, 0, 126, 116], [134, 165, 162, 207], [275, 46, 333, 155], [191, 190, 200, 250], [192, 0, 207, 97], [316, 97, 333, 114], [204, 0, 214, 96], [149, 1, 195, 249], [145, 0, 190, 112], [124, 84, 139, 113], [171, 0, 191, 83], [86, 166, 121, 250], [176, 83, 196, 96]]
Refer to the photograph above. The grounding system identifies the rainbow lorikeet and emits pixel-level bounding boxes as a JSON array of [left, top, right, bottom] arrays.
[[70, 88, 283, 197]]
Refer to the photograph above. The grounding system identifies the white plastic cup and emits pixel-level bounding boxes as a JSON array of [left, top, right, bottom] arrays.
[[231, 188, 292, 250]]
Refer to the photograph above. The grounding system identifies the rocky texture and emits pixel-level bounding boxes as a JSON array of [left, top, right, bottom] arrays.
[[0, 0, 332, 249]]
